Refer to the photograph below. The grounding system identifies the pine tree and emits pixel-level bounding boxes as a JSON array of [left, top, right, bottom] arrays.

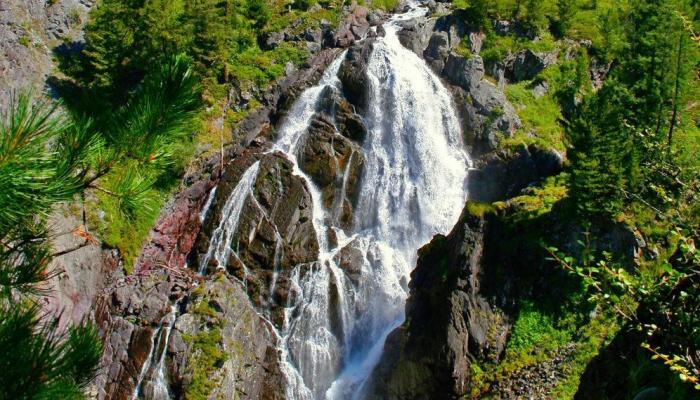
[[0, 55, 200, 398], [0, 94, 102, 399], [523, 0, 547, 34]]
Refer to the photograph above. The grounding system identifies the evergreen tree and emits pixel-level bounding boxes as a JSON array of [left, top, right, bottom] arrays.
[[523, 0, 547, 34], [0, 55, 200, 398], [0, 94, 102, 399]]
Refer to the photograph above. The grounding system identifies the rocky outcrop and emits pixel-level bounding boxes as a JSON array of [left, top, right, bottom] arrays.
[[366, 209, 511, 399], [297, 114, 364, 230], [333, 5, 370, 48], [0, 0, 95, 111], [188, 145, 319, 325], [497, 49, 559, 84], [338, 40, 375, 112], [467, 145, 564, 202], [451, 73, 522, 153], [173, 272, 284, 400], [94, 271, 193, 400]]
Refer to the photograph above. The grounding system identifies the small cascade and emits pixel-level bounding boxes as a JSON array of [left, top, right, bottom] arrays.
[[200, 161, 261, 275], [199, 187, 218, 222], [132, 307, 177, 400]]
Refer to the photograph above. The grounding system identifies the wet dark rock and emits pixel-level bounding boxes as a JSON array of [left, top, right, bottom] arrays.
[[333, 240, 365, 286], [317, 85, 367, 143], [297, 113, 364, 230], [338, 40, 374, 111]]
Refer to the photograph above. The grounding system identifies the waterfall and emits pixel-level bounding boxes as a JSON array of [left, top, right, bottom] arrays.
[[270, 2, 470, 398], [200, 161, 261, 275], [186, 1, 469, 398], [131, 307, 177, 400]]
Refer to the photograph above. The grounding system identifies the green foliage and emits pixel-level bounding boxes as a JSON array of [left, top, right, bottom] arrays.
[[183, 328, 228, 400], [0, 306, 102, 399], [547, 228, 700, 392], [506, 302, 572, 353], [371, 0, 399, 11], [0, 94, 103, 399]]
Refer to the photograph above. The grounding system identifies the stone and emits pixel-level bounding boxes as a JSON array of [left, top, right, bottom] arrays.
[[338, 40, 374, 111], [423, 31, 450, 73], [395, 16, 436, 55], [443, 53, 485, 91], [333, 5, 370, 48], [532, 80, 549, 98], [505, 49, 559, 82]]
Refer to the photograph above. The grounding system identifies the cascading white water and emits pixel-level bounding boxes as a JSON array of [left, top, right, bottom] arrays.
[[200, 162, 261, 275], [269, 2, 470, 398], [132, 307, 177, 400]]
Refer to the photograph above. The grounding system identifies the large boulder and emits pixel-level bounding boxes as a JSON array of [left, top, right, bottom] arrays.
[[338, 41, 374, 111], [443, 53, 485, 91], [504, 49, 559, 82], [297, 113, 364, 231], [395, 16, 436, 55]]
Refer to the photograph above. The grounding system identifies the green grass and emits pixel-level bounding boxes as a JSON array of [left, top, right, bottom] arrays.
[[503, 80, 566, 152], [371, 0, 399, 11]]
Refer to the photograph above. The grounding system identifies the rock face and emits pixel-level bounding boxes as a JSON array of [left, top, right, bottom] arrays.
[[365, 209, 510, 399], [338, 40, 375, 112], [468, 146, 564, 202], [94, 272, 192, 400], [333, 5, 370, 48], [0, 0, 95, 112], [451, 74, 521, 153], [190, 147, 318, 325], [173, 273, 284, 400], [297, 114, 364, 230]]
